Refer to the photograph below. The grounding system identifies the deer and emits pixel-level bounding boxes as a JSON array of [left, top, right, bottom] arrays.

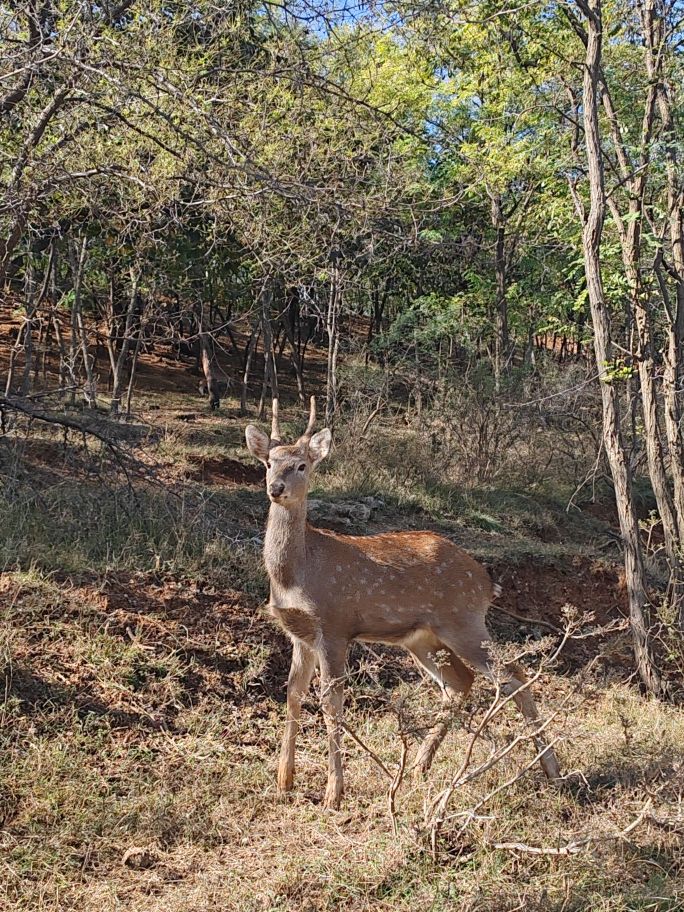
[[245, 398, 561, 809]]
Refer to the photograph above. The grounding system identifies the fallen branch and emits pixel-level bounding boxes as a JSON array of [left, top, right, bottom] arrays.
[[0, 395, 150, 489], [492, 799, 652, 856]]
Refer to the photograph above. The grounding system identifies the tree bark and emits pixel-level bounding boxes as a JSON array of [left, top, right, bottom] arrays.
[[575, 0, 665, 695], [326, 251, 341, 427], [69, 237, 97, 408], [282, 289, 306, 404], [490, 191, 509, 389], [240, 321, 260, 415], [109, 267, 140, 416], [597, 29, 683, 608], [258, 279, 278, 418], [640, 0, 684, 630]]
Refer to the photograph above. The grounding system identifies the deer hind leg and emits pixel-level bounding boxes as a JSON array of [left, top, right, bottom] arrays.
[[318, 641, 347, 810], [404, 630, 474, 775], [278, 638, 316, 794], [501, 660, 561, 780], [434, 621, 561, 781]]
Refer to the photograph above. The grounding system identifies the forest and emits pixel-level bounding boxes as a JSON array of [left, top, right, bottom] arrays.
[[1, 0, 684, 909]]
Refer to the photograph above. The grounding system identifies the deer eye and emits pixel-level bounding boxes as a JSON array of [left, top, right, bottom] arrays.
[[298, 463, 306, 472]]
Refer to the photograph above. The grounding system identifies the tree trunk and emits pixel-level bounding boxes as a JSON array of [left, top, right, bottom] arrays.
[[18, 255, 37, 397], [490, 191, 508, 389], [110, 267, 140, 416], [576, 0, 665, 695], [326, 251, 341, 427], [282, 290, 306, 404], [125, 311, 145, 416], [69, 237, 97, 408], [642, 0, 684, 630], [598, 55, 683, 612], [240, 322, 260, 415], [258, 280, 278, 418]]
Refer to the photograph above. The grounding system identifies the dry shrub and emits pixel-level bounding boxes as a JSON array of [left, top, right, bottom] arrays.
[[333, 360, 601, 494]]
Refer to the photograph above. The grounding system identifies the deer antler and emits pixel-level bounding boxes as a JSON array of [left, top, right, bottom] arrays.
[[300, 396, 316, 441], [270, 398, 282, 446]]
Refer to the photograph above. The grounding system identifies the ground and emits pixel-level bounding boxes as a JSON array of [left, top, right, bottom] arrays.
[[1, 327, 684, 911]]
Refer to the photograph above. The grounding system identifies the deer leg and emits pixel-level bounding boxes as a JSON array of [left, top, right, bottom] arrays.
[[318, 642, 347, 810], [278, 638, 316, 793], [434, 623, 561, 781], [404, 631, 474, 775], [500, 661, 561, 781]]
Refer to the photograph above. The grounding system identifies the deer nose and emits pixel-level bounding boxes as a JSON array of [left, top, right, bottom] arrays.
[[269, 482, 285, 498]]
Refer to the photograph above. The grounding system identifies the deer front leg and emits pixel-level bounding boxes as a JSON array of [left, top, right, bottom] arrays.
[[319, 642, 347, 810], [278, 638, 316, 794]]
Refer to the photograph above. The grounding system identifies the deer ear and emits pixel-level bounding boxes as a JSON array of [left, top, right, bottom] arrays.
[[308, 428, 332, 467], [245, 425, 270, 463]]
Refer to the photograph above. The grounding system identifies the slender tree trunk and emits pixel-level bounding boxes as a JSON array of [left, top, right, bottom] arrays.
[[19, 254, 37, 397], [110, 267, 140, 416], [69, 237, 97, 408], [655, 253, 684, 549], [241, 322, 260, 415], [575, 0, 664, 695], [258, 280, 278, 418], [326, 251, 341, 427], [52, 311, 68, 395], [601, 90, 682, 609], [642, 0, 684, 630], [490, 191, 508, 389], [282, 290, 306, 404], [125, 312, 145, 416], [4, 324, 23, 397], [32, 243, 54, 389]]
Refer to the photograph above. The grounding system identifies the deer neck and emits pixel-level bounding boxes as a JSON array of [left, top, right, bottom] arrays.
[[264, 500, 308, 590]]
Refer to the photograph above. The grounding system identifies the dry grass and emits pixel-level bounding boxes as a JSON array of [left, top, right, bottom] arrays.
[[1, 398, 683, 911]]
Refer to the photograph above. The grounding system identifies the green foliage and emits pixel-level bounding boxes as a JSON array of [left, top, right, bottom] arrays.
[[602, 359, 636, 384]]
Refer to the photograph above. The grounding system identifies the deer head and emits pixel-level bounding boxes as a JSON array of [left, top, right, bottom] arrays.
[[245, 397, 331, 506]]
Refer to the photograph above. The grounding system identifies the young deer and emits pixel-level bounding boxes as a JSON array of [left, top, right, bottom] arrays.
[[246, 399, 561, 809]]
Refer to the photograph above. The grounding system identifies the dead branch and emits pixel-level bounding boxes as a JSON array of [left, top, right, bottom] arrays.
[[0, 395, 149, 488], [492, 799, 653, 855]]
